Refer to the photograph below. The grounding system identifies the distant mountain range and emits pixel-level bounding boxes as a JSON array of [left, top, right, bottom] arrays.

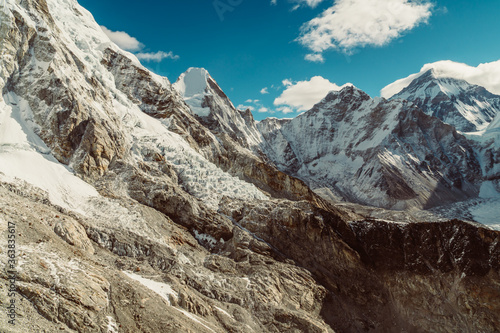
[[172, 66, 499, 211]]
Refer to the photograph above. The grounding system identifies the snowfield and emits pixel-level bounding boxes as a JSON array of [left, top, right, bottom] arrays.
[[0, 95, 99, 213]]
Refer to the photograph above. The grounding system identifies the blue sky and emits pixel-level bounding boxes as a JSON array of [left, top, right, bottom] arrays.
[[80, 0, 500, 120]]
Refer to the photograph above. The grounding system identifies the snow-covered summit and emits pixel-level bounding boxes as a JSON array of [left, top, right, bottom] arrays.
[[172, 67, 213, 117], [388, 69, 500, 132], [173, 67, 263, 149], [173, 67, 210, 98], [258, 84, 480, 209]]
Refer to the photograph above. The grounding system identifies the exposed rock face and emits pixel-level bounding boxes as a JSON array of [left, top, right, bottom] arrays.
[[0, 180, 339, 333], [220, 198, 500, 333], [390, 69, 500, 132], [53, 217, 95, 255], [0, 0, 499, 333], [258, 87, 481, 209], [0, 0, 127, 179]]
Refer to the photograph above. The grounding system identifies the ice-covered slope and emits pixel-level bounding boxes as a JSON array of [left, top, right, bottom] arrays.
[[258, 86, 481, 209], [0, 93, 99, 212], [388, 69, 500, 132], [173, 67, 263, 150], [0, 0, 267, 212]]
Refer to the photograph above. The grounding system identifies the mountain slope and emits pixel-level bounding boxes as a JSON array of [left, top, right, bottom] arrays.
[[389, 69, 500, 132], [258, 86, 481, 209], [171, 67, 324, 204]]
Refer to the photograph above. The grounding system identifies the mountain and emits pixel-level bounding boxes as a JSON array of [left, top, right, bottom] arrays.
[[0, 0, 499, 332], [173, 68, 263, 150], [170, 67, 321, 203], [389, 69, 500, 132], [258, 86, 481, 210]]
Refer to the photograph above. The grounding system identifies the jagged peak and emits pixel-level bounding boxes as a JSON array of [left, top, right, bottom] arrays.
[[173, 67, 212, 98], [319, 85, 370, 105]]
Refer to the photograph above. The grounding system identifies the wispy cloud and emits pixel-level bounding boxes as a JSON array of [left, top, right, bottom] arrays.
[[274, 76, 351, 111], [238, 99, 276, 114], [136, 51, 179, 62], [260, 87, 270, 94], [100, 26, 143, 51], [298, 0, 433, 56], [304, 53, 324, 63], [101, 26, 179, 62], [237, 104, 255, 111], [293, 0, 326, 8], [277, 106, 294, 114]]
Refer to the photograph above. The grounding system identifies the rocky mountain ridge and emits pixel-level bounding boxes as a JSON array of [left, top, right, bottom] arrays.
[[174, 66, 500, 213]]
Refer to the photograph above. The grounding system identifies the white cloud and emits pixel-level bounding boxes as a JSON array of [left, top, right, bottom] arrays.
[[101, 26, 143, 51], [305, 53, 324, 63], [237, 104, 255, 111], [258, 107, 269, 113], [260, 87, 270, 94], [277, 106, 294, 114], [282, 79, 293, 87], [245, 99, 260, 103], [298, 0, 433, 55], [101, 26, 179, 62], [381, 60, 500, 98], [274, 76, 351, 111], [294, 0, 325, 8], [271, 0, 277, 5], [135, 51, 179, 62]]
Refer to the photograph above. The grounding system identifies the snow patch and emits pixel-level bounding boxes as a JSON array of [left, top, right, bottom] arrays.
[[0, 96, 99, 213], [479, 181, 500, 199], [123, 271, 178, 306], [123, 271, 217, 332], [106, 316, 118, 333], [214, 306, 233, 318], [193, 230, 218, 248]]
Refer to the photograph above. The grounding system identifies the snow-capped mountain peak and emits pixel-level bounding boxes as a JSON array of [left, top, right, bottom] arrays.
[[173, 67, 263, 149], [316, 85, 371, 109], [258, 83, 481, 209], [388, 69, 500, 132], [173, 67, 213, 117], [173, 67, 210, 98]]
